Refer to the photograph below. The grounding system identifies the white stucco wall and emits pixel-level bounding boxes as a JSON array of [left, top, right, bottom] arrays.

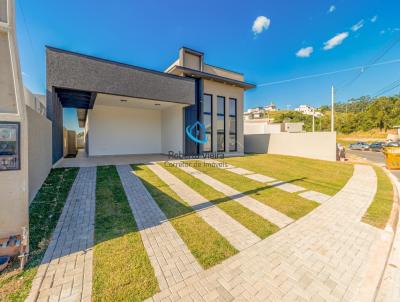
[[26, 106, 52, 202], [0, 0, 29, 238], [161, 105, 184, 154], [245, 132, 337, 161], [244, 122, 282, 134], [87, 105, 162, 156]]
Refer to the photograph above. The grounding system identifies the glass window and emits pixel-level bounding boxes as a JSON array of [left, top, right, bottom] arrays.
[[204, 133, 212, 152], [229, 117, 236, 134], [203, 94, 212, 152], [217, 133, 225, 152], [203, 95, 212, 113], [203, 115, 212, 132], [229, 134, 236, 152], [217, 96, 225, 152], [229, 98, 237, 116], [217, 116, 224, 131], [229, 98, 237, 152], [217, 98, 225, 115]]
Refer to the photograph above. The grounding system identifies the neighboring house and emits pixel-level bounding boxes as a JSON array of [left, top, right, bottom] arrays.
[[24, 87, 46, 116], [264, 102, 277, 112], [244, 107, 264, 120], [295, 104, 323, 117], [46, 47, 255, 163]]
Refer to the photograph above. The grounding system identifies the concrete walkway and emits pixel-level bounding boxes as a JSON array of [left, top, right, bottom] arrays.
[[148, 165, 390, 301], [174, 162, 293, 228], [147, 164, 260, 251], [27, 167, 96, 302], [116, 165, 202, 290]]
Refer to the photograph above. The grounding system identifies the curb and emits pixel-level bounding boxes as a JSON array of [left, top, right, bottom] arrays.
[[374, 167, 400, 301]]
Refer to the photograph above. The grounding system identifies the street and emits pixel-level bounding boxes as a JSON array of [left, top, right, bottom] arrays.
[[347, 150, 400, 181]]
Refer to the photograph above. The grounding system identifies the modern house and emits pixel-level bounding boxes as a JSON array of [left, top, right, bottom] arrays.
[[264, 102, 277, 112], [294, 104, 323, 117], [46, 47, 255, 163]]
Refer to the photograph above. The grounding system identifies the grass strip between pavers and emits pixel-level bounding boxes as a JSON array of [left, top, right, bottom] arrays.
[[191, 161, 319, 220], [162, 163, 279, 239], [0, 168, 79, 302], [93, 166, 158, 302], [222, 154, 354, 196], [133, 164, 237, 269], [362, 166, 395, 229]]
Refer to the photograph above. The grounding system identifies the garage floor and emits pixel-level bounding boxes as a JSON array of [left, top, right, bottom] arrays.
[[54, 149, 169, 168]]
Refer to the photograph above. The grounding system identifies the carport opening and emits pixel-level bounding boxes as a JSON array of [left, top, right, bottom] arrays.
[[56, 88, 96, 159]]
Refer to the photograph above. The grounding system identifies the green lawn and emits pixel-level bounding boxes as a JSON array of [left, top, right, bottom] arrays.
[[0, 168, 79, 302], [163, 163, 279, 239], [221, 154, 354, 196], [192, 162, 319, 220], [362, 166, 395, 229], [93, 166, 158, 302], [133, 164, 237, 269]]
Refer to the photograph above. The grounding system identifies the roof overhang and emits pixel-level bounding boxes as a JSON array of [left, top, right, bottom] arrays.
[[46, 46, 196, 107], [169, 65, 256, 90]]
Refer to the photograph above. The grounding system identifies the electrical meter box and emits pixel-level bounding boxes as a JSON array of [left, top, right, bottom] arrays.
[[0, 122, 20, 171]]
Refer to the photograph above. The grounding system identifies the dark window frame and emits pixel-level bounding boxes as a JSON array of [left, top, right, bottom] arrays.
[[217, 96, 226, 152], [229, 98, 237, 152], [203, 93, 213, 152]]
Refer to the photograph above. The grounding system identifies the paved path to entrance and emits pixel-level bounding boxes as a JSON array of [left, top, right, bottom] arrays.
[[147, 164, 260, 251], [27, 167, 96, 302], [174, 162, 293, 228], [148, 165, 389, 301], [116, 165, 202, 290]]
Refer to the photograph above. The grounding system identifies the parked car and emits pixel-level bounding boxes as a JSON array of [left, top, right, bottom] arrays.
[[349, 142, 370, 151], [369, 142, 385, 152], [385, 141, 400, 148]]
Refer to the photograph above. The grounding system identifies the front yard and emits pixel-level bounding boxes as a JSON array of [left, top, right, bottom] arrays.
[[0, 153, 396, 301]]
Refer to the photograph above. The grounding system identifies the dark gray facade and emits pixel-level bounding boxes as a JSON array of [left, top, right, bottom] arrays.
[[46, 47, 196, 163]]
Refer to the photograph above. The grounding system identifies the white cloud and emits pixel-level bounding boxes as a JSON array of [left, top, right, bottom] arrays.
[[380, 29, 386, 35], [371, 15, 378, 23], [296, 46, 314, 58], [22, 71, 29, 78], [328, 5, 336, 13], [351, 20, 365, 31], [323, 32, 349, 50], [252, 16, 271, 35]]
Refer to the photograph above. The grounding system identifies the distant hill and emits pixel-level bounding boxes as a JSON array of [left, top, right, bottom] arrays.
[[269, 95, 400, 134]]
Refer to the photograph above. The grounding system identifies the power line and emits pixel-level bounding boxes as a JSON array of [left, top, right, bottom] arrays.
[[257, 58, 400, 87], [373, 78, 400, 97], [337, 34, 400, 92]]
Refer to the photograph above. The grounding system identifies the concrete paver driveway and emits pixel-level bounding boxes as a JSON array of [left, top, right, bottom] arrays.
[[148, 165, 391, 301]]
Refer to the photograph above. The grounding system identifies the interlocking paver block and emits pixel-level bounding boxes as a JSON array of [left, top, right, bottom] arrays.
[[269, 181, 306, 193], [299, 191, 331, 203], [116, 165, 203, 290], [174, 163, 293, 229], [147, 164, 260, 251], [27, 167, 96, 302], [245, 173, 276, 183], [149, 165, 387, 301]]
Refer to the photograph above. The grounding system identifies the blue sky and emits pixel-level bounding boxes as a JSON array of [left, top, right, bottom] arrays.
[[16, 0, 400, 131]]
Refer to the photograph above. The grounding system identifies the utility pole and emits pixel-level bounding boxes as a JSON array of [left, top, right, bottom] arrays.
[[312, 108, 315, 132], [331, 85, 335, 132]]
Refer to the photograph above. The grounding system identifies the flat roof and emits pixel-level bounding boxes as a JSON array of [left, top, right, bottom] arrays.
[[170, 65, 256, 90], [46, 47, 196, 106]]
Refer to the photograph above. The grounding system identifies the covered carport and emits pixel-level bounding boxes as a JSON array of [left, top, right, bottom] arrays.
[[46, 47, 196, 163]]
